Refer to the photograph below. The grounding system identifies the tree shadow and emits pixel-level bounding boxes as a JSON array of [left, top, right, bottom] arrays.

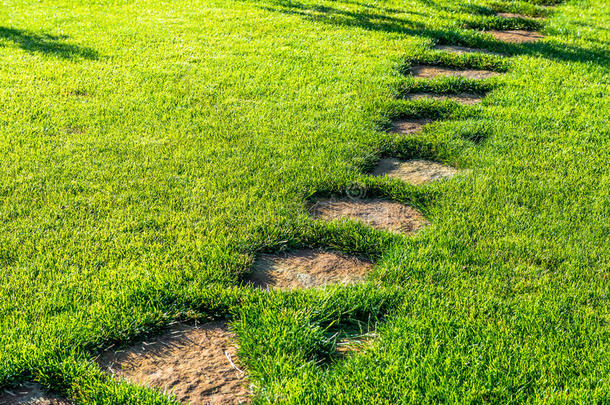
[[257, 0, 429, 33], [461, 3, 496, 16], [337, 0, 408, 15], [247, 0, 609, 68], [455, 35, 609, 66], [0, 26, 98, 60]]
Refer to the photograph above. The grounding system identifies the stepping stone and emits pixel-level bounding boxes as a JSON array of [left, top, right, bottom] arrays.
[[433, 44, 501, 56], [310, 198, 428, 234], [405, 92, 484, 105], [373, 158, 458, 185], [390, 118, 433, 135], [97, 322, 250, 405], [248, 249, 372, 290], [410, 64, 500, 79], [0, 383, 71, 405], [489, 30, 544, 43]]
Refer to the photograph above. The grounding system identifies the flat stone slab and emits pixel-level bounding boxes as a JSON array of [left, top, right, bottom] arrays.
[[310, 198, 428, 234], [390, 118, 433, 134], [373, 158, 458, 185], [433, 44, 501, 56], [97, 323, 250, 405], [405, 92, 484, 105], [0, 383, 70, 405], [411, 64, 500, 79], [248, 249, 373, 289], [489, 30, 544, 43]]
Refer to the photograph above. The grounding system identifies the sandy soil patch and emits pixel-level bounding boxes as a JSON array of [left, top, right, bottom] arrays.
[[97, 322, 250, 405], [389, 118, 433, 135], [0, 383, 70, 405], [405, 92, 484, 105], [247, 249, 373, 289], [410, 64, 500, 79], [373, 158, 458, 185], [489, 30, 544, 43], [310, 199, 428, 234]]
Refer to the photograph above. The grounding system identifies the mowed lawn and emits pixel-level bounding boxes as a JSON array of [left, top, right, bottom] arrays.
[[1, 0, 609, 403]]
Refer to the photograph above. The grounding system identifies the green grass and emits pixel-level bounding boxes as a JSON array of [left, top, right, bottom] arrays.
[[0, 0, 609, 403]]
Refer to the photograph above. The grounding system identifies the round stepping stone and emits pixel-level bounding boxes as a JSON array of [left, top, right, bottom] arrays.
[[373, 158, 458, 185], [433, 44, 501, 56], [390, 118, 433, 134], [0, 383, 71, 405], [310, 198, 428, 234], [248, 249, 372, 290], [405, 92, 483, 105], [97, 323, 251, 405], [410, 64, 500, 79], [489, 30, 544, 43]]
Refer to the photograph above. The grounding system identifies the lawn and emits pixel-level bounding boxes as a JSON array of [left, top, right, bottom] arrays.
[[0, 0, 609, 403]]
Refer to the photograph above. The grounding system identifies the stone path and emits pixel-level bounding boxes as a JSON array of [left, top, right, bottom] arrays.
[[71, 4, 554, 404], [97, 322, 251, 405], [373, 158, 458, 185], [411, 64, 500, 79], [310, 198, 429, 235], [390, 118, 434, 134], [488, 30, 545, 43], [247, 249, 373, 289]]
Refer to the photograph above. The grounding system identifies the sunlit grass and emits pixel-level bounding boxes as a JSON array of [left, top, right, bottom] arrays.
[[0, 0, 608, 402]]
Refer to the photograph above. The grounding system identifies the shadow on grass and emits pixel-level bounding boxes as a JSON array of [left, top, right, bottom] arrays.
[[247, 0, 609, 67], [0, 26, 98, 60]]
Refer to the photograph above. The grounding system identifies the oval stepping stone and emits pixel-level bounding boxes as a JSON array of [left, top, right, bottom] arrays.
[[373, 158, 458, 185], [410, 64, 500, 79], [310, 198, 428, 234], [390, 118, 433, 134], [489, 30, 544, 43], [405, 92, 483, 105], [0, 383, 71, 405], [97, 323, 251, 404], [248, 249, 372, 290], [433, 44, 501, 56]]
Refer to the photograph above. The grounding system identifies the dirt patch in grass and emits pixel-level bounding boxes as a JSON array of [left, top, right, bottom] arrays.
[[0, 383, 70, 405], [373, 158, 458, 185], [390, 118, 433, 134], [97, 322, 250, 405], [310, 199, 428, 234], [410, 64, 500, 79], [433, 45, 501, 56], [489, 30, 544, 43], [405, 92, 484, 105], [247, 249, 373, 289]]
